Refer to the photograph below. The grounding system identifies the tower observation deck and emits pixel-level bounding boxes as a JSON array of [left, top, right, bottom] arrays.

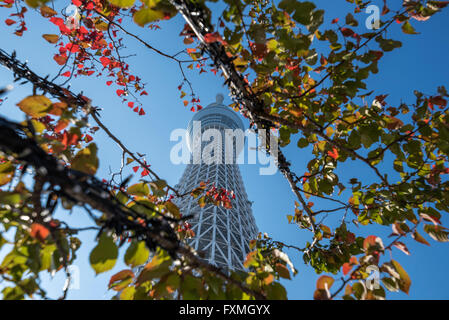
[[174, 94, 258, 270]]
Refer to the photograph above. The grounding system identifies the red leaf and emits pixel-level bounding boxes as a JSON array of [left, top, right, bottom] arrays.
[[204, 32, 226, 45], [127, 102, 134, 108], [132, 166, 139, 173], [140, 90, 148, 96], [5, 19, 16, 26], [61, 71, 71, 77], [116, 89, 125, 96], [66, 43, 79, 53], [100, 56, 111, 68], [139, 108, 145, 116], [340, 27, 354, 37], [373, 50, 383, 61], [50, 17, 64, 27], [331, 18, 339, 24], [327, 147, 339, 160], [420, 213, 441, 225], [106, 81, 113, 86], [429, 96, 447, 107], [72, 0, 82, 6], [141, 169, 149, 177], [79, 26, 88, 34], [30, 223, 50, 241], [84, 134, 93, 142]]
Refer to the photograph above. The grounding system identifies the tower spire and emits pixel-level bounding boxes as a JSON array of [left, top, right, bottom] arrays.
[[174, 95, 258, 270]]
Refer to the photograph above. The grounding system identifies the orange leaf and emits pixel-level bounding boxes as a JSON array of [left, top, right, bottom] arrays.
[[108, 269, 135, 291], [363, 235, 383, 250], [30, 223, 50, 241], [42, 34, 59, 44], [316, 275, 334, 290], [53, 54, 68, 66], [342, 263, 352, 276], [55, 119, 70, 133], [275, 263, 291, 279]]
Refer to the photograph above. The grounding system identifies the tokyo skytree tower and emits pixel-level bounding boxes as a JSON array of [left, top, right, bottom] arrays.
[[174, 94, 258, 270]]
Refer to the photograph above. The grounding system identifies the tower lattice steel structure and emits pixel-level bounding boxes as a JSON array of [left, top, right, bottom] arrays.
[[174, 94, 258, 270]]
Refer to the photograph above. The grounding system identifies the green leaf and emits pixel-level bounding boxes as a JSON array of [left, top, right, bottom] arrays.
[[165, 201, 180, 218], [89, 233, 118, 275], [401, 21, 419, 35], [136, 249, 171, 285], [266, 282, 287, 300], [124, 241, 150, 268], [345, 13, 358, 27], [375, 37, 402, 52], [292, 2, 316, 26], [133, 7, 164, 27], [17, 95, 52, 118], [351, 282, 366, 300], [382, 277, 399, 292], [0, 191, 22, 206], [297, 138, 309, 148], [391, 260, 411, 294], [127, 182, 150, 197]]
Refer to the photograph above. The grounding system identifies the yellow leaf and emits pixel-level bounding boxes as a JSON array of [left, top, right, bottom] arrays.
[[108, 0, 135, 7], [0, 162, 15, 186], [71, 143, 99, 175], [17, 95, 52, 118]]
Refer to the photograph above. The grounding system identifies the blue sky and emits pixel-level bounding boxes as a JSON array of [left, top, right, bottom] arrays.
[[0, 0, 448, 299]]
